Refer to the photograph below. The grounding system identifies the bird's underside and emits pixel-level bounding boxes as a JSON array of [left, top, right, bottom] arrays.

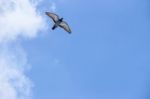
[[45, 12, 72, 34]]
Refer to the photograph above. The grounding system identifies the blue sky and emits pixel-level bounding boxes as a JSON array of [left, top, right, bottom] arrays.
[[22, 0, 150, 99]]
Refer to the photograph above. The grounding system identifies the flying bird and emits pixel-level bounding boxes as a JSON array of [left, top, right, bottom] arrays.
[[45, 12, 72, 34]]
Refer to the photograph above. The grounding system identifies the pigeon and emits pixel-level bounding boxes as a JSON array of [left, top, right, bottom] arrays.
[[45, 12, 72, 34]]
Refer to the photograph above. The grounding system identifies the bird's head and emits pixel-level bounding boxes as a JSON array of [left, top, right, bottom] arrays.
[[60, 18, 63, 21]]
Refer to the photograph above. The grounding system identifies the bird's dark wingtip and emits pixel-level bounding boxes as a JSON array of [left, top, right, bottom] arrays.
[[45, 12, 49, 15]]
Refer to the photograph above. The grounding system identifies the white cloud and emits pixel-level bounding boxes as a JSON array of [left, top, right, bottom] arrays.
[[0, 0, 46, 43], [0, 44, 32, 99], [0, 0, 53, 99]]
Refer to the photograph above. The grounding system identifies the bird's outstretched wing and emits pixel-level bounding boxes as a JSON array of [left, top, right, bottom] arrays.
[[59, 21, 71, 34], [45, 12, 59, 23]]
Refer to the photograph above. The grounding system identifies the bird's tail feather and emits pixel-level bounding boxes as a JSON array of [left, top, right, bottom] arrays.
[[52, 25, 57, 30]]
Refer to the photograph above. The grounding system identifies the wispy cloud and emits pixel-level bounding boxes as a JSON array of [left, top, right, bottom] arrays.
[[0, 0, 54, 99], [0, 44, 32, 99], [50, 2, 57, 12], [0, 0, 46, 43]]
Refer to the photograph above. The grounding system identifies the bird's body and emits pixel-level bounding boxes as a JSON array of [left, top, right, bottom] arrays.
[[52, 18, 63, 30], [45, 12, 71, 34]]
